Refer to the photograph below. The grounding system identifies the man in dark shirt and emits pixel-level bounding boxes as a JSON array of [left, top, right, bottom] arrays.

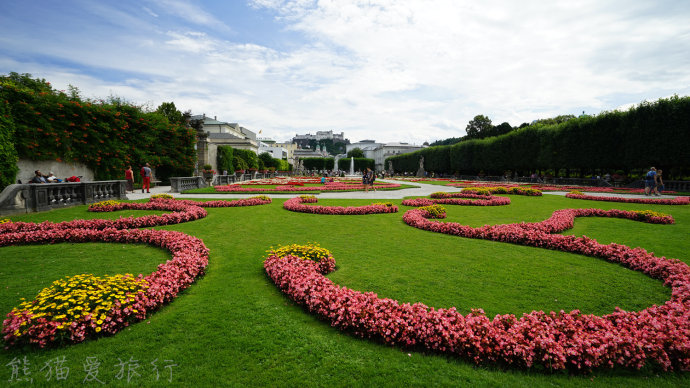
[[30, 170, 47, 184]]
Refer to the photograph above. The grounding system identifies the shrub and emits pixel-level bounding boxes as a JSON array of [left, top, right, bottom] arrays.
[[0, 97, 18, 189]]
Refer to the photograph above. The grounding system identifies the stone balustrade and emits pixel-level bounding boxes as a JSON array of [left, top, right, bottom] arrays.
[[0, 180, 127, 216]]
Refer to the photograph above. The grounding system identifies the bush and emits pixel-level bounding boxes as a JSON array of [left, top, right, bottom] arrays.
[[0, 98, 18, 189], [233, 148, 258, 170], [217, 146, 234, 174], [0, 73, 196, 182]]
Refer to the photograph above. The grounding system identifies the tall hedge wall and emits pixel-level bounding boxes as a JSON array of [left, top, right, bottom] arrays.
[[0, 98, 19, 189], [387, 96, 690, 177], [0, 74, 196, 184], [232, 148, 258, 170], [217, 146, 234, 174]]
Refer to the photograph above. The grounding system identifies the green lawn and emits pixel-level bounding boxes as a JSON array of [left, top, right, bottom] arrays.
[[1, 195, 689, 386]]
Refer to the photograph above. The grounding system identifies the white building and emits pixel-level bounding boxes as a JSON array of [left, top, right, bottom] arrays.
[[347, 140, 425, 171], [191, 114, 259, 173], [258, 141, 288, 161]]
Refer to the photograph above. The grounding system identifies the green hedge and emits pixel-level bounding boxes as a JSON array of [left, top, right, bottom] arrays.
[[232, 148, 258, 170], [0, 97, 19, 189], [1, 73, 196, 184], [217, 146, 234, 174], [387, 96, 690, 178]]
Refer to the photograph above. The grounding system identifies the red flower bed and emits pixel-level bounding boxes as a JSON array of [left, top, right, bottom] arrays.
[[1, 200, 208, 233], [283, 196, 399, 215], [1, 196, 271, 348], [566, 193, 690, 205], [265, 207, 688, 372], [215, 181, 400, 193], [402, 193, 511, 207], [446, 182, 677, 195], [159, 196, 272, 208], [2, 228, 209, 348]]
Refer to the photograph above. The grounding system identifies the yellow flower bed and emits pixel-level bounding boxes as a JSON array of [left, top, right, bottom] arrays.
[[150, 193, 174, 200], [250, 195, 271, 201], [269, 243, 332, 262], [0, 218, 11, 224], [88, 200, 120, 209], [632, 210, 670, 219], [10, 273, 148, 335], [419, 204, 446, 218]]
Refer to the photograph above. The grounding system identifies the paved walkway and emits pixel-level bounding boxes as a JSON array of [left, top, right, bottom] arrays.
[[125, 180, 678, 201]]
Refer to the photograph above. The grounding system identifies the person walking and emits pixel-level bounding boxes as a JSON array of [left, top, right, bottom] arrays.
[[644, 167, 657, 196], [140, 163, 152, 193], [654, 169, 664, 196], [125, 165, 134, 193]]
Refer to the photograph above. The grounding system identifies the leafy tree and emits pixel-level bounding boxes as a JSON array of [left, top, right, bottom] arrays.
[[492, 122, 513, 137], [0, 72, 53, 94], [465, 115, 492, 139], [258, 152, 275, 169], [155, 102, 189, 125], [347, 148, 364, 158]]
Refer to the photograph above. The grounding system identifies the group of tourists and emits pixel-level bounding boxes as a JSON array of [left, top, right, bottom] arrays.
[[124, 163, 152, 194], [362, 167, 376, 192], [29, 170, 79, 184], [644, 167, 664, 196]]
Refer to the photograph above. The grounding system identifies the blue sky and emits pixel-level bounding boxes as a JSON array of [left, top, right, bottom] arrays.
[[1, 0, 689, 144]]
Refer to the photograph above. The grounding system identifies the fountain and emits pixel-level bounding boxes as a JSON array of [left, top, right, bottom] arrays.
[[349, 157, 355, 176]]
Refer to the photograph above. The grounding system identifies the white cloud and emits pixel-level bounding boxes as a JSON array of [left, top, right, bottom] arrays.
[[2, 0, 689, 144]]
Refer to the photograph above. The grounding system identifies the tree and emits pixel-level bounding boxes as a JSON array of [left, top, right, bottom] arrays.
[[465, 115, 493, 139], [258, 152, 275, 169], [347, 148, 364, 158], [155, 102, 188, 125], [492, 122, 513, 137]]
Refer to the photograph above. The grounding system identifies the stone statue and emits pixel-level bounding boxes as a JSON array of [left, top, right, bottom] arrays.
[[416, 156, 425, 178]]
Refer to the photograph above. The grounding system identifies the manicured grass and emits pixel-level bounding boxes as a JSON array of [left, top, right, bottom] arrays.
[[1, 195, 689, 386]]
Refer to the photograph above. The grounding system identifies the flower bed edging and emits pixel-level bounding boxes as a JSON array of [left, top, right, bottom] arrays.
[[265, 207, 689, 372], [402, 193, 511, 207], [283, 196, 399, 215], [566, 193, 690, 205], [2, 228, 209, 348]]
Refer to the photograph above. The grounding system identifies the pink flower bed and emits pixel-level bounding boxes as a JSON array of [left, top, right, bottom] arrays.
[[214, 179, 400, 193], [566, 193, 690, 205], [265, 207, 689, 372], [2, 228, 209, 348], [446, 182, 677, 195], [160, 197, 272, 208], [283, 196, 399, 215], [402, 193, 511, 207], [1, 196, 272, 348], [1, 200, 208, 234]]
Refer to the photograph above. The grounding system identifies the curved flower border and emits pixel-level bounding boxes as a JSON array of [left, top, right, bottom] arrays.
[[402, 193, 511, 207], [2, 228, 209, 348], [265, 207, 688, 372], [214, 183, 401, 193], [566, 193, 690, 205], [283, 196, 399, 215], [1, 197, 271, 348]]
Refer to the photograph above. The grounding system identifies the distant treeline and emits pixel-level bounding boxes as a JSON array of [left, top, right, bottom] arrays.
[[387, 96, 690, 179]]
